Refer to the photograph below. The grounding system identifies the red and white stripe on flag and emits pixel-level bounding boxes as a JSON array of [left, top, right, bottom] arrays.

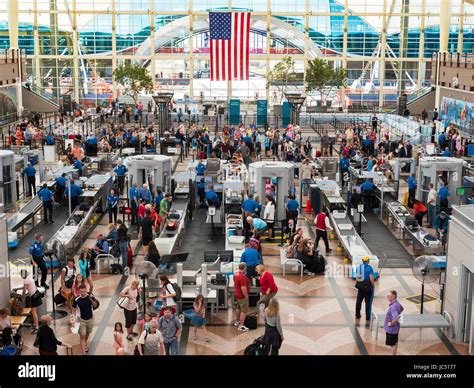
[[210, 12, 251, 81]]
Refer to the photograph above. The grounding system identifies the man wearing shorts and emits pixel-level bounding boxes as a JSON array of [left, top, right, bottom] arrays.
[[384, 290, 404, 355], [233, 263, 250, 332], [72, 285, 94, 354]]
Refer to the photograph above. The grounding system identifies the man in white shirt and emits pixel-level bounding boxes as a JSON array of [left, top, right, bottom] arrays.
[[426, 183, 437, 228], [137, 321, 165, 356]]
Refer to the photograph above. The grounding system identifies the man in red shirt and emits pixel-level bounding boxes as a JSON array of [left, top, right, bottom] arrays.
[[256, 264, 278, 317], [233, 263, 250, 332]]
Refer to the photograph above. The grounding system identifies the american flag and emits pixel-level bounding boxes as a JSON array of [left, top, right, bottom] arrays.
[[209, 12, 251, 81]]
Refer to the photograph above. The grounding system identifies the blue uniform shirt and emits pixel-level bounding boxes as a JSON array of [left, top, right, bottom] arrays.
[[38, 188, 53, 202], [23, 166, 36, 177], [196, 182, 205, 191], [67, 183, 83, 198], [139, 188, 152, 203], [74, 160, 83, 171], [205, 190, 219, 205], [240, 248, 261, 267], [408, 176, 417, 189], [129, 187, 138, 202], [154, 194, 164, 206], [55, 176, 66, 188], [438, 186, 449, 199], [29, 240, 44, 258], [87, 136, 97, 144], [441, 150, 452, 157], [107, 194, 118, 208], [242, 198, 258, 213], [360, 180, 375, 192], [340, 158, 349, 171], [114, 165, 127, 176], [286, 199, 299, 212], [196, 164, 206, 176], [356, 262, 374, 283], [46, 135, 55, 145]]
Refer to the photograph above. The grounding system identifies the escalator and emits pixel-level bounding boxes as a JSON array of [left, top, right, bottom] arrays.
[[386, 86, 436, 115], [22, 84, 60, 113]]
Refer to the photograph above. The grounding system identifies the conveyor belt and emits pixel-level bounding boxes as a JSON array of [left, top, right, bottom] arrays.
[[8, 205, 70, 261], [7, 196, 43, 231], [174, 207, 225, 270], [362, 212, 413, 268]]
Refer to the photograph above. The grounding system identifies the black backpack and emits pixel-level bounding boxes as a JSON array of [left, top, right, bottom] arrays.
[[134, 330, 148, 356], [244, 315, 258, 330], [244, 336, 266, 356], [171, 283, 182, 302]]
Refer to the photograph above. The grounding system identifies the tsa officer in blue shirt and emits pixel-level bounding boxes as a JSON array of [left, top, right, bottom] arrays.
[[205, 184, 220, 208], [438, 183, 450, 210], [45, 133, 55, 145], [113, 159, 128, 195], [195, 159, 206, 177], [138, 183, 152, 204], [107, 188, 119, 223], [55, 173, 67, 203], [73, 158, 83, 177], [29, 233, 49, 289], [441, 147, 453, 157], [285, 194, 299, 225], [65, 179, 83, 210], [129, 182, 139, 225], [355, 256, 375, 321], [22, 163, 37, 196], [407, 173, 417, 208], [154, 189, 164, 211], [38, 183, 54, 224]]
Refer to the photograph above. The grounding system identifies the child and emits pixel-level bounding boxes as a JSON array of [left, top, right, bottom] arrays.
[[138, 312, 157, 332], [113, 322, 126, 355], [192, 294, 210, 342]]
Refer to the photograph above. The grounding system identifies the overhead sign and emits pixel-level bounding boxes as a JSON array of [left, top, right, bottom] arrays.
[[282, 101, 291, 128], [257, 100, 268, 126], [229, 99, 240, 125]]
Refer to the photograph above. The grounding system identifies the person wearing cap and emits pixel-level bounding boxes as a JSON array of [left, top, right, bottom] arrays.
[[434, 211, 451, 246], [355, 256, 375, 322]]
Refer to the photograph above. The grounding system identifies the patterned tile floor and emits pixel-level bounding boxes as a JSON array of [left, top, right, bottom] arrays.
[[14, 151, 470, 356]]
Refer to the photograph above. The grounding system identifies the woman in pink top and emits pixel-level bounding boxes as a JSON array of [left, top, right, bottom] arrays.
[[120, 280, 140, 340]]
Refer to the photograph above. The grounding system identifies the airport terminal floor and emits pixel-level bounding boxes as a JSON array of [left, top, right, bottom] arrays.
[[1, 5, 474, 384]]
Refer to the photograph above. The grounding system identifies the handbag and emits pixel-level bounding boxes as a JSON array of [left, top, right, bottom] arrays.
[[64, 267, 75, 289], [116, 296, 129, 310], [89, 294, 100, 310]]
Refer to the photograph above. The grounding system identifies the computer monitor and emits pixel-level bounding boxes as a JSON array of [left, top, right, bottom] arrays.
[[160, 253, 189, 264], [218, 251, 234, 263]]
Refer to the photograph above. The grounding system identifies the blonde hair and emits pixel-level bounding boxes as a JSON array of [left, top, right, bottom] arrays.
[[265, 298, 280, 318], [256, 264, 265, 273], [131, 280, 140, 288], [145, 204, 152, 211]]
